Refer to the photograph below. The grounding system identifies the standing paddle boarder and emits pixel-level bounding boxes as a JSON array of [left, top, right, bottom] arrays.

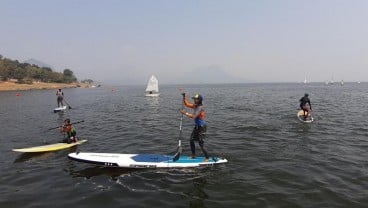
[[56, 88, 64, 107], [299, 93, 312, 120], [180, 93, 209, 162]]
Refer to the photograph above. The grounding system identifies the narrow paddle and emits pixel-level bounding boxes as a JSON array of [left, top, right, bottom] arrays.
[[46, 120, 84, 131], [63, 98, 72, 109], [173, 88, 184, 162]]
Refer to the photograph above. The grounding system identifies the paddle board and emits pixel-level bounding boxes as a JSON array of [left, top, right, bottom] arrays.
[[297, 110, 314, 123], [13, 139, 87, 153], [68, 152, 228, 168], [54, 105, 67, 113]]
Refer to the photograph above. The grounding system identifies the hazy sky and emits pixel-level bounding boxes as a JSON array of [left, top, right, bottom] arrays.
[[1, 0, 368, 84]]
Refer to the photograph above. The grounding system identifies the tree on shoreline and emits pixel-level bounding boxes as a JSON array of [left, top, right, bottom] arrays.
[[0, 55, 78, 83], [63, 69, 77, 83]]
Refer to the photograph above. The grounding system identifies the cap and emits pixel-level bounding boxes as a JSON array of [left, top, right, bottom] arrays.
[[192, 94, 203, 102]]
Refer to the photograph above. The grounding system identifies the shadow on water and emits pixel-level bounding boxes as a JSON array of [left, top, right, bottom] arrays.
[[67, 166, 136, 180], [13, 152, 54, 163], [65, 159, 222, 182]]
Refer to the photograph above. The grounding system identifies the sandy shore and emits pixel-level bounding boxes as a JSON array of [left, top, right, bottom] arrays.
[[0, 81, 89, 91]]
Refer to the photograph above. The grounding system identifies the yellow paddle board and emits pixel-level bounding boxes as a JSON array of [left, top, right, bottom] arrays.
[[13, 139, 87, 153]]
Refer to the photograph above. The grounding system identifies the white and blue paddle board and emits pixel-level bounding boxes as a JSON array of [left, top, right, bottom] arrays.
[[68, 152, 228, 168], [297, 110, 314, 123], [54, 105, 67, 113]]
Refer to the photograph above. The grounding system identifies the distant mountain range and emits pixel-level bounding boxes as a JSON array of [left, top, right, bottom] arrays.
[[24, 58, 53, 69]]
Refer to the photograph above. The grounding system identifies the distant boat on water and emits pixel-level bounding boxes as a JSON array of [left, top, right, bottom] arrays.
[[325, 77, 335, 85], [145, 75, 159, 97]]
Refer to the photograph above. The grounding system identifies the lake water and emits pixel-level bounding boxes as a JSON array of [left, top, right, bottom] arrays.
[[1, 83, 368, 208]]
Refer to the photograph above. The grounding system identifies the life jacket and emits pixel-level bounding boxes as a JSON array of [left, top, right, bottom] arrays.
[[194, 105, 206, 126], [65, 125, 76, 137], [183, 98, 206, 126]]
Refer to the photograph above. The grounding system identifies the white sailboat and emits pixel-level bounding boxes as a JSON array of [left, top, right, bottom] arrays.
[[145, 75, 160, 97]]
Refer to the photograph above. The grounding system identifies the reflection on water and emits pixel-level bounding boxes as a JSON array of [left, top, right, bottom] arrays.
[[145, 96, 160, 108], [13, 152, 54, 163]]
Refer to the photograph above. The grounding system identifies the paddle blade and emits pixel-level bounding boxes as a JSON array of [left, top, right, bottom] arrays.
[[173, 150, 181, 162], [173, 144, 182, 162]]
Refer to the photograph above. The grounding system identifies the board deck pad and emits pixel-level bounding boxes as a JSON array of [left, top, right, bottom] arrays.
[[13, 139, 87, 153], [68, 152, 228, 168]]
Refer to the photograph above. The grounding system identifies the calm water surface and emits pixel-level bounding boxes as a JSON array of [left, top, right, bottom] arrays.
[[1, 83, 368, 208]]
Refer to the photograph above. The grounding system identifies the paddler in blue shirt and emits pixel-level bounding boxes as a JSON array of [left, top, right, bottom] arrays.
[[180, 93, 209, 162]]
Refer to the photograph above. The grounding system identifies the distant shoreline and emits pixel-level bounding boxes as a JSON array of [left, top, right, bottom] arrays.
[[0, 81, 89, 91]]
